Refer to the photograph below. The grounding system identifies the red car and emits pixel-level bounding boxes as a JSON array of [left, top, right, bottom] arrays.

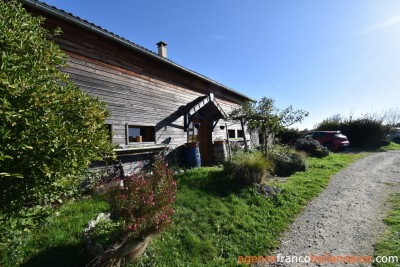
[[303, 131, 350, 151]]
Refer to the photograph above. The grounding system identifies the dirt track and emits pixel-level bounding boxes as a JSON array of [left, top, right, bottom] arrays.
[[273, 151, 400, 266]]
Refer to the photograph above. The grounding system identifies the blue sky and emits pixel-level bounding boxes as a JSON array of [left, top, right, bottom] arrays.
[[41, 0, 400, 129]]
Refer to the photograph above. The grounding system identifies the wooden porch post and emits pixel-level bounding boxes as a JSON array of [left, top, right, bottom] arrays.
[[240, 118, 249, 152], [225, 122, 232, 159]]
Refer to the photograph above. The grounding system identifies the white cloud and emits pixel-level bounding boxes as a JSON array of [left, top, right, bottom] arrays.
[[358, 15, 400, 34]]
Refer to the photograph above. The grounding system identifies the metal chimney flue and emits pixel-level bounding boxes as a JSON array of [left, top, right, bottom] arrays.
[[157, 41, 167, 58]]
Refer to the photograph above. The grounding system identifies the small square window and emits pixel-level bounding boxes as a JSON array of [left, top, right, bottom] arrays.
[[127, 125, 155, 143], [237, 130, 244, 138], [228, 129, 236, 138]]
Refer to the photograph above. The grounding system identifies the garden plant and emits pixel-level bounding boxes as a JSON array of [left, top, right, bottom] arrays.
[[85, 156, 177, 266], [268, 145, 308, 177], [223, 151, 274, 185], [0, 0, 113, 262], [295, 137, 330, 158]]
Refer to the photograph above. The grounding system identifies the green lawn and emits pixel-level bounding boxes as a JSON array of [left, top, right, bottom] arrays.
[[373, 193, 400, 267], [136, 153, 364, 266], [349, 142, 400, 266], [1, 196, 109, 267], [1, 153, 364, 267], [378, 142, 400, 151]]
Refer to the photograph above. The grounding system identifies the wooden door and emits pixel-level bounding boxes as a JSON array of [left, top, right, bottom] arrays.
[[192, 119, 211, 165]]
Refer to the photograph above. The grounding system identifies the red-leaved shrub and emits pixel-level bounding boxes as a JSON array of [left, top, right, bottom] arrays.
[[107, 156, 177, 239]]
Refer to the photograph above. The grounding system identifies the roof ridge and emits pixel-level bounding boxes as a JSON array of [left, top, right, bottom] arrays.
[[20, 0, 254, 102]]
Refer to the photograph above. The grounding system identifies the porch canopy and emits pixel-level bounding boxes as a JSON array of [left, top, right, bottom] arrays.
[[182, 93, 227, 132]]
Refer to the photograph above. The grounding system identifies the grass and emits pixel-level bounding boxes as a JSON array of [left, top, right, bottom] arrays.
[[376, 141, 400, 151], [373, 193, 400, 267], [1, 196, 109, 267], [1, 153, 364, 267], [135, 153, 364, 266]]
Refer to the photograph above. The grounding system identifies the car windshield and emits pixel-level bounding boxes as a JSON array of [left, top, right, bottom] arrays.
[[334, 133, 346, 138]]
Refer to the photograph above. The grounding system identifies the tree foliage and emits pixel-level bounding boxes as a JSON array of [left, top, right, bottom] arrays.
[[0, 1, 114, 209], [229, 97, 308, 154]]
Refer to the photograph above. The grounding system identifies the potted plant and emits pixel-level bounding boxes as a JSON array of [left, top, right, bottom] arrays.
[[213, 137, 225, 145], [84, 156, 177, 266]]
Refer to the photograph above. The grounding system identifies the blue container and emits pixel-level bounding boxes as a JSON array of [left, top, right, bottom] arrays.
[[185, 145, 201, 168]]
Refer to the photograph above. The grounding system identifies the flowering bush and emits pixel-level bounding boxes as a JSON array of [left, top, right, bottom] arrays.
[[106, 156, 177, 240]]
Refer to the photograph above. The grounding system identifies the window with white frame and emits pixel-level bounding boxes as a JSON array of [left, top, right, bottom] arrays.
[[228, 129, 236, 138], [237, 129, 244, 138]]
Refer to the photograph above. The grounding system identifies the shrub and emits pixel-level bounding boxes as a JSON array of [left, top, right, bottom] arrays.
[[0, 1, 114, 211], [317, 116, 391, 148], [315, 116, 342, 132], [223, 151, 274, 186], [106, 156, 177, 240], [268, 146, 307, 177], [340, 119, 390, 147], [276, 127, 301, 145], [229, 141, 244, 154], [295, 137, 329, 158]]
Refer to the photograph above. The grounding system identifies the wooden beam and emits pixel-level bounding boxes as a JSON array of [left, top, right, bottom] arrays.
[[225, 122, 232, 159], [212, 118, 220, 130], [184, 114, 189, 132], [240, 119, 249, 152]]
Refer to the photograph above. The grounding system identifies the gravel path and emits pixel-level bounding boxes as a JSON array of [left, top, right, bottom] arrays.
[[273, 151, 400, 267]]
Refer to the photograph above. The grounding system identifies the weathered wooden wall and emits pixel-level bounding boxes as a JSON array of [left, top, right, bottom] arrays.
[[26, 6, 256, 169], [64, 53, 253, 148]]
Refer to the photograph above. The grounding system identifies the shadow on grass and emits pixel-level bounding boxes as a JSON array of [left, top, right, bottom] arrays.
[[176, 168, 244, 197], [21, 243, 90, 267]]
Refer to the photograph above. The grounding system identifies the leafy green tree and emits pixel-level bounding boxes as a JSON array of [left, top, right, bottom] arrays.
[[0, 0, 114, 209], [228, 101, 256, 152], [229, 97, 308, 154], [315, 114, 343, 131]]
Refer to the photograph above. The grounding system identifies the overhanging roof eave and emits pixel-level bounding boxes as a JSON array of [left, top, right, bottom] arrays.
[[21, 0, 254, 102]]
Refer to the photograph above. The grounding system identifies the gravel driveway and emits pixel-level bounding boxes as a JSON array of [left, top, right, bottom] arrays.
[[273, 151, 400, 267]]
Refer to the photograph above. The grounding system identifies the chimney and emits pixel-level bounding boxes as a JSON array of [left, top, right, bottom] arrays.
[[157, 41, 167, 58]]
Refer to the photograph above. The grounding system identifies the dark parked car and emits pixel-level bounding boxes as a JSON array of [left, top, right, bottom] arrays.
[[303, 131, 350, 151], [388, 127, 400, 144]]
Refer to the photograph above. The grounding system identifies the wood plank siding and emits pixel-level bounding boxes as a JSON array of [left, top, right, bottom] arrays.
[[24, 2, 257, 170], [63, 53, 252, 148]]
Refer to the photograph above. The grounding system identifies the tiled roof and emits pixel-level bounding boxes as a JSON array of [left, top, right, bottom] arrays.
[[21, 0, 253, 102]]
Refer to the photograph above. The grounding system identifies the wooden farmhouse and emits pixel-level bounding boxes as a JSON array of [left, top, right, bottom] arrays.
[[22, 0, 259, 173]]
